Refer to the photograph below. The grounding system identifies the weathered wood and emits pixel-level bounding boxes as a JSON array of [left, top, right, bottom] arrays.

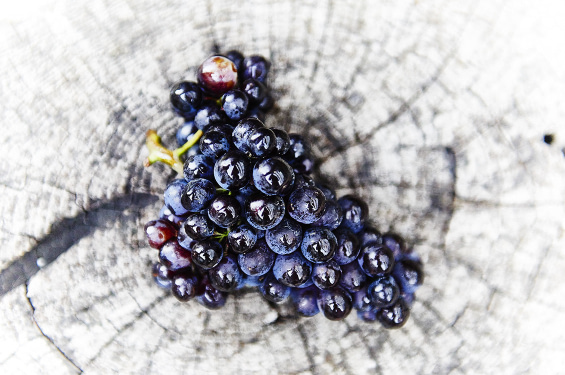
[[1, 0, 565, 373]]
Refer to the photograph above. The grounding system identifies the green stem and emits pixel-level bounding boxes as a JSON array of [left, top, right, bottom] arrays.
[[144, 129, 203, 175]]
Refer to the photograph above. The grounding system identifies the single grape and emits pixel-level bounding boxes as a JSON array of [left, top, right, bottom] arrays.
[[290, 154, 314, 175], [164, 179, 189, 216], [171, 273, 199, 302], [259, 272, 291, 303], [265, 217, 303, 255], [159, 240, 192, 271], [284, 134, 309, 161], [241, 55, 270, 82], [367, 275, 400, 308], [258, 94, 274, 111], [182, 213, 215, 240], [352, 286, 374, 312], [181, 178, 217, 212], [144, 219, 178, 249], [207, 194, 241, 228], [359, 226, 383, 247], [244, 193, 285, 230], [382, 233, 408, 258], [208, 255, 243, 292], [292, 174, 315, 189], [197, 55, 238, 97], [317, 287, 353, 321], [214, 150, 252, 190], [183, 154, 214, 181], [196, 277, 228, 310], [272, 251, 312, 287], [232, 117, 264, 153], [237, 238, 275, 276], [392, 258, 424, 294], [194, 101, 227, 130], [247, 127, 276, 157], [287, 186, 326, 224], [199, 129, 231, 159], [227, 224, 257, 254], [221, 89, 249, 121], [301, 227, 337, 263], [312, 260, 341, 290], [177, 223, 197, 250], [358, 243, 395, 277], [242, 78, 267, 105], [151, 262, 173, 289], [376, 298, 410, 329], [332, 229, 360, 265], [252, 157, 295, 196], [337, 195, 368, 234], [291, 286, 320, 317], [338, 261, 367, 292], [170, 81, 202, 119], [191, 239, 224, 270]]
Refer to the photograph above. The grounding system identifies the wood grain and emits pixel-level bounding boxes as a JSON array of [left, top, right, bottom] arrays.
[[1, 0, 565, 373]]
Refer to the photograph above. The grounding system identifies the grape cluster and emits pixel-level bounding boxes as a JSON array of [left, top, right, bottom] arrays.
[[144, 52, 424, 328]]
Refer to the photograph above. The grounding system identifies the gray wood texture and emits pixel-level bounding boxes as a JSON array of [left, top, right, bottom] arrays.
[[1, 0, 565, 373]]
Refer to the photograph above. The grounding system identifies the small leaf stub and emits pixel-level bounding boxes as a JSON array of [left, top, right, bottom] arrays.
[[144, 51, 423, 328]]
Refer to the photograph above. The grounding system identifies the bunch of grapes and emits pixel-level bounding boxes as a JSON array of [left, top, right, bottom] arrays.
[[144, 52, 424, 328]]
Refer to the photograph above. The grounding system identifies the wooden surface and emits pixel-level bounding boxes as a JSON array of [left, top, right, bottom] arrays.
[[1, 0, 565, 373]]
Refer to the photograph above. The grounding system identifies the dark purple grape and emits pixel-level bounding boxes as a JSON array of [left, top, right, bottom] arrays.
[[242, 78, 267, 105], [232, 118, 264, 153], [382, 233, 408, 258], [208, 255, 243, 292], [300, 227, 337, 263], [241, 55, 270, 82], [214, 150, 252, 190], [181, 178, 217, 212], [271, 128, 290, 156], [199, 129, 231, 159], [177, 223, 197, 250], [144, 219, 178, 249], [287, 186, 326, 224], [333, 229, 360, 265], [225, 50, 244, 71], [290, 155, 314, 175], [392, 258, 424, 294], [252, 157, 295, 196], [377, 299, 410, 329], [352, 287, 374, 312], [272, 251, 312, 287], [191, 239, 224, 270], [291, 286, 320, 317], [197, 56, 238, 97], [247, 127, 276, 158], [311, 200, 343, 230], [183, 154, 214, 181], [358, 243, 395, 277], [159, 240, 192, 271], [317, 287, 353, 321], [176, 121, 199, 147], [151, 262, 173, 289], [312, 260, 341, 290], [159, 205, 185, 226], [171, 273, 199, 302], [227, 224, 257, 254], [221, 89, 249, 121], [338, 262, 367, 292], [170, 81, 202, 119], [258, 94, 274, 111], [265, 217, 303, 255], [293, 174, 315, 189], [368, 275, 400, 308], [284, 134, 309, 161], [359, 227, 383, 247], [194, 101, 227, 130], [196, 277, 228, 310], [207, 195, 240, 228], [315, 184, 336, 201], [337, 195, 368, 234], [182, 213, 215, 240], [237, 239, 275, 276], [259, 273, 290, 303], [244, 194, 285, 230], [164, 179, 189, 216]]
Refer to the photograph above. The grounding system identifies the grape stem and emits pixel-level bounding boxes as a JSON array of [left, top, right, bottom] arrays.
[[144, 129, 203, 175]]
